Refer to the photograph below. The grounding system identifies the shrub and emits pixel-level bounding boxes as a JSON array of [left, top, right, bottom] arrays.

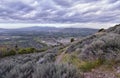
[[71, 38, 75, 42], [18, 49, 27, 54], [79, 59, 104, 72], [62, 53, 81, 68], [33, 63, 81, 78], [98, 28, 105, 32], [62, 53, 104, 72], [0, 47, 37, 58], [0, 61, 15, 78], [2, 63, 82, 78], [2, 50, 16, 57], [80, 33, 120, 61], [37, 48, 48, 52], [18, 48, 36, 54], [4, 62, 34, 78], [25, 48, 36, 53]]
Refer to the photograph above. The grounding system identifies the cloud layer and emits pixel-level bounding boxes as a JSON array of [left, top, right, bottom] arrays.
[[0, 0, 120, 24]]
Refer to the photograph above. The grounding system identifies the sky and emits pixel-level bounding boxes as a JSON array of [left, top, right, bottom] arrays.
[[0, 0, 120, 29]]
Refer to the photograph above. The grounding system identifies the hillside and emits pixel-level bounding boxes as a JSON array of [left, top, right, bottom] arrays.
[[65, 24, 120, 61], [60, 24, 120, 77], [0, 25, 120, 78]]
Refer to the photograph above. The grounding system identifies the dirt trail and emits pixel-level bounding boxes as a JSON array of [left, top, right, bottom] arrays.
[[55, 51, 66, 64]]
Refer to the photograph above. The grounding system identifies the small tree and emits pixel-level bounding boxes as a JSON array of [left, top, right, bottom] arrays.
[[98, 28, 105, 32], [71, 38, 74, 42], [15, 44, 18, 51]]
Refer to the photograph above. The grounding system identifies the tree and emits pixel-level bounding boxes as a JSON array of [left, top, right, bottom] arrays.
[[15, 44, 18, 51], [71, 38, 74, 42], [98, 28, 105, 32]]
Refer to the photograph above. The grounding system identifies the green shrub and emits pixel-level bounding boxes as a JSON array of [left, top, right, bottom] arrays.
[[18, 49, 27, 54], [62, 53, 81, 68], [3, 50, 16, 57], [0, 48, 36, 58], [18, 48, 36, 54], [62, 53, 104, 72], [79, 59, 104, 72], [25, 48, 36, 53]]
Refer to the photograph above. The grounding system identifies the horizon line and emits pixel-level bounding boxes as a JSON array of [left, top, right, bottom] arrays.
[[0, 23, 118, 29]]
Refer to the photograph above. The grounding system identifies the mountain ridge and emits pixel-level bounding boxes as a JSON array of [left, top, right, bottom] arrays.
[[65, 24, 120, 61]]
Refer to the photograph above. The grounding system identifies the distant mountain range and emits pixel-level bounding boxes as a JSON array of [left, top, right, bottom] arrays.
[[0, 26, 98, 33]]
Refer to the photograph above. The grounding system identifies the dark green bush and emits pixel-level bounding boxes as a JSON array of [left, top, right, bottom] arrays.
[[98, 28, 105, 32], [71, 38, 75, 42]]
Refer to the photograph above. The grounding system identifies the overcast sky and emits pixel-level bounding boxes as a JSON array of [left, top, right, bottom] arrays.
[[0, 0, 120, 28]]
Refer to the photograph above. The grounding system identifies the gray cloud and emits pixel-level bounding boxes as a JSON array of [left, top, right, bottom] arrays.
[[0, 0, 120, 24]]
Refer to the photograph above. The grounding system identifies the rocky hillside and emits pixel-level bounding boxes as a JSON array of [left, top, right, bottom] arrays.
[[60, 24, 120, 78], [107, 24, 120, 34], [0, 24, 120, 78], [66, 24, 120, 62]]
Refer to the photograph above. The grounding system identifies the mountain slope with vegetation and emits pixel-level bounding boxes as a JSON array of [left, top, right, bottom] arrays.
[[65, 24, 120, 62], [60, 24, 120, 77], [0, 24, 120, 78]]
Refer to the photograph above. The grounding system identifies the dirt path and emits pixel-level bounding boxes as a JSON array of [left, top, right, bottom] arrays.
[[55, 51, 66, 64]]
